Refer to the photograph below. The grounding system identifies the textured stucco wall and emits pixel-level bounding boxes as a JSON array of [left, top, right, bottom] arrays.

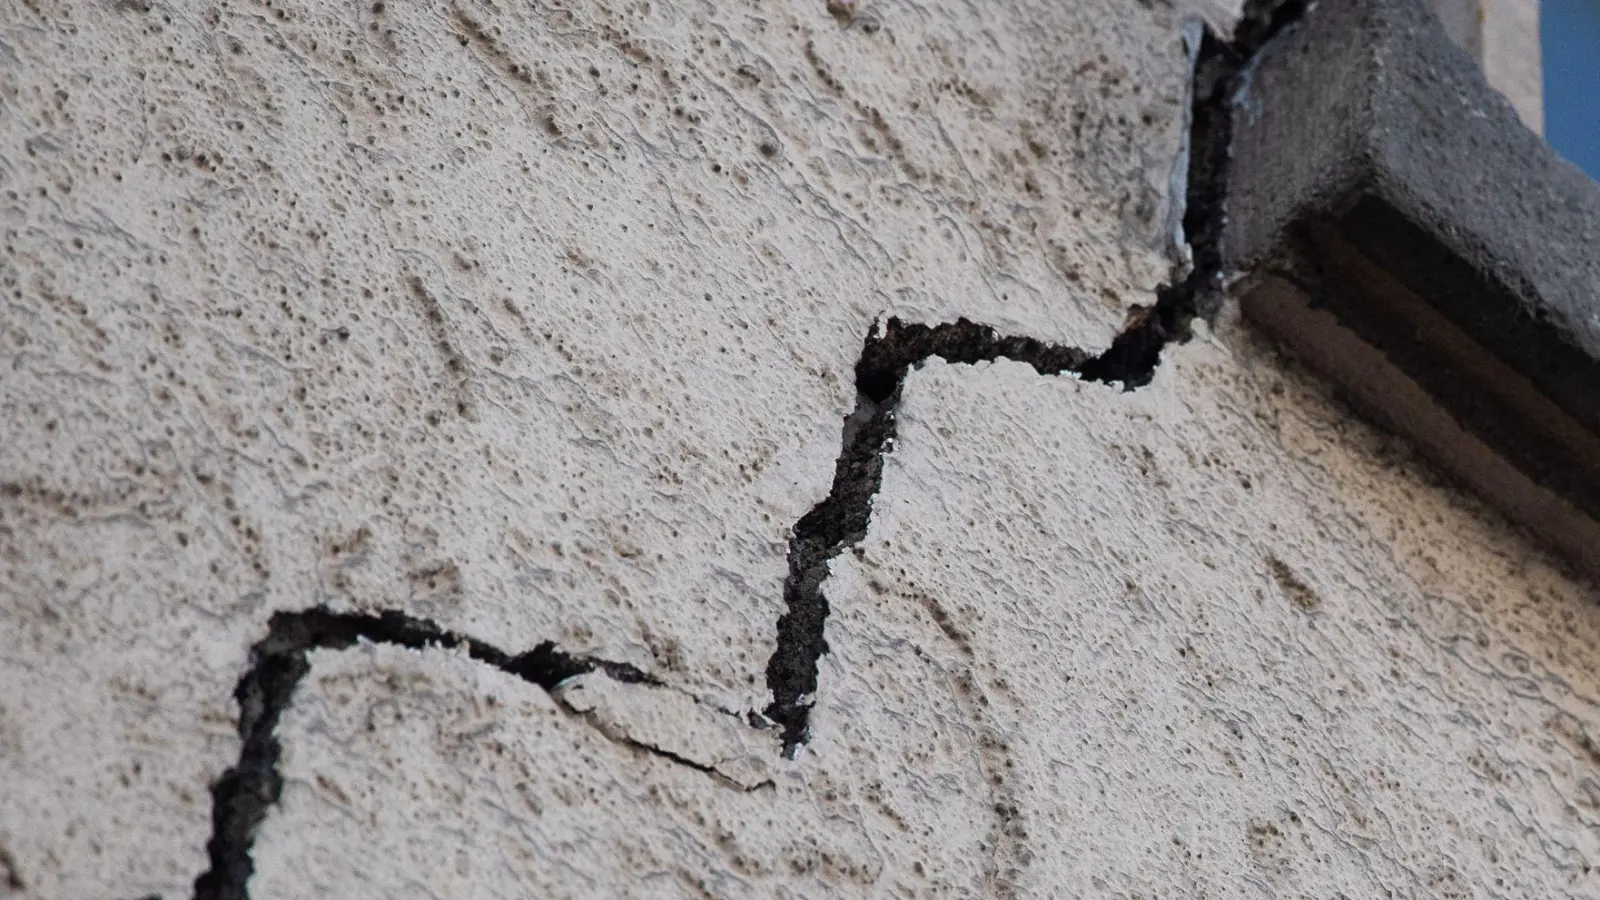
[[3, 1, 1599, 899]]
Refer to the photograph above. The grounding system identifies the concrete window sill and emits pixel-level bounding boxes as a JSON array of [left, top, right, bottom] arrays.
[[1226, 0, 1600, 576]]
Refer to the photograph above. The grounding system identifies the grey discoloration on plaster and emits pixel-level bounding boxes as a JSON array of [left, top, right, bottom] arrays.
[[1227, 0, 1600, 573]]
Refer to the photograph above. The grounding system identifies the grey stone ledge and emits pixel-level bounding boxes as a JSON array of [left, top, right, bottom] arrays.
[[1226, 0, 1600, 575]]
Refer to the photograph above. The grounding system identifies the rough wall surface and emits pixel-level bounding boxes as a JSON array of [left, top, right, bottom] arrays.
[[2, 1, 1598, 899]]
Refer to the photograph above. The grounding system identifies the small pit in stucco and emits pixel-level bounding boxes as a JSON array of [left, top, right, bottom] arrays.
[[1267, 554, 1320, 612]]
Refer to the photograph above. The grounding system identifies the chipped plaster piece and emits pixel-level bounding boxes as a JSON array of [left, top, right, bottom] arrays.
[[1181, 0, 1248, 36], [1164, 18, 1209, 268], [554, 673, 780, 791]]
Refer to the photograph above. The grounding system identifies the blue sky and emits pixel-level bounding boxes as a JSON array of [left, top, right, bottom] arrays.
[[1545, 0, 1600, 178]]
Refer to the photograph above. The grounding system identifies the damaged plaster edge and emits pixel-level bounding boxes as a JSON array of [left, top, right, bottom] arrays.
[[186, 608, 772, 900], [554, 672, 781, 791], [1225, 0, 1600, 575], [1164, 16, 1209, 270]]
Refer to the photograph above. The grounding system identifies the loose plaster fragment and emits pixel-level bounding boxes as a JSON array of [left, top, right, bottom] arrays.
[[1227, 0, 1600, 576], [1180, 0, 1249, 36], [255, 641, 979, 899], [554, 673, 780, 791]]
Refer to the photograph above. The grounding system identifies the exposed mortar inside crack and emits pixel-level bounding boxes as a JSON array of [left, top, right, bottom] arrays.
[[764, 318, 1094, 752], [762, 0, 1311, 753], [124, 4, 1313, 896], [190, 609, 654, 900]]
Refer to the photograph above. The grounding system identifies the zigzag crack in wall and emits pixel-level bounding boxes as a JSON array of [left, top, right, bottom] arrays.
[[121, 3, 1313, 897]]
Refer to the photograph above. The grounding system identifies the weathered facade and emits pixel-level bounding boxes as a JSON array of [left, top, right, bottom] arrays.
[[3, 0, 1598, 898]]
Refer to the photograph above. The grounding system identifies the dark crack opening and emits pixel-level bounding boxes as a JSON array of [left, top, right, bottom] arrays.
[[191, 610, 652, 900], [127, 3, 1313, 896], [763, 0, 1310, 753], [763, 318, 1095, 751]]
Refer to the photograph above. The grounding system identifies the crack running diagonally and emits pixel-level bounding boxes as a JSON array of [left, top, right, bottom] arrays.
[[763, 0, 1309, 752], [761, 315, 1196, 752], [120, 4, 1312, 898]]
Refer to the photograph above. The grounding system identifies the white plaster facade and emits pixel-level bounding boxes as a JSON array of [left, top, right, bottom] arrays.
[[2, 1, 1597, 898], [1429, 0, 1543, 131]]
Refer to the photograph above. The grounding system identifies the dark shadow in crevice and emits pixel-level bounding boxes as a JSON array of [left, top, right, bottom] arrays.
[[762, 0, 1311, 752], [130, 3, 1316, 897], [191, 609, 651, 900]]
